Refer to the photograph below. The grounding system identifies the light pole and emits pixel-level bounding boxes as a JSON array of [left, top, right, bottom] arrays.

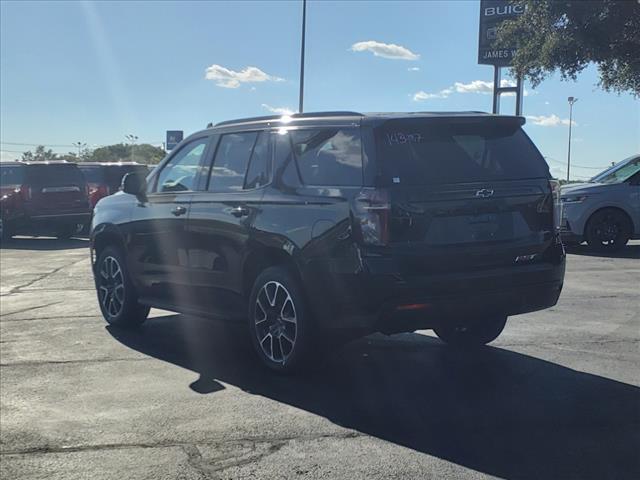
[[566, 97, 578, 182], [298, 0, 306, 113], [125, 134, 138, 163], [72, 141, 86, 160]]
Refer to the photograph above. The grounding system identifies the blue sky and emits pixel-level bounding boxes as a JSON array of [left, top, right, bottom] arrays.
[[1, 0, 638, 180]]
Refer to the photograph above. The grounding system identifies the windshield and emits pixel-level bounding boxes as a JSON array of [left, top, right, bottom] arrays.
[[590, 156, 640, 184]]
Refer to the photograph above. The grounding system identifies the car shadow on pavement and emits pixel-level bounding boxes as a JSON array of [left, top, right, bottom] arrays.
[[108, 315, 640, 480], [0, 236, 89, 251], [565, 243, 640, 259]]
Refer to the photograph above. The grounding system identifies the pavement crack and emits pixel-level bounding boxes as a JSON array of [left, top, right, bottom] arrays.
[[0, 357, 152, 367], [1, 257, 87, 297]]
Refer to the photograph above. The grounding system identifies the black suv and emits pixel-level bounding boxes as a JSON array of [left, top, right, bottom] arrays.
[[1, 161, 91, 240], [90, 111, 565, 372]]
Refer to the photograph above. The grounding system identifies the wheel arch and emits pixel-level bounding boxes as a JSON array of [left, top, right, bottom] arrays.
[[241, 246, 304, 299], [91, 224, 127, 269]]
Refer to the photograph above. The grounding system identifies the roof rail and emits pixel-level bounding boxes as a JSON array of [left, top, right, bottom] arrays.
[[214, 111, 364, 128]]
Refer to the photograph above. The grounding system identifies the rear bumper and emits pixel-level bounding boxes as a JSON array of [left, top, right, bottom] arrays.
[[28, 212, 91, 221], [303, 245, 565, 333]]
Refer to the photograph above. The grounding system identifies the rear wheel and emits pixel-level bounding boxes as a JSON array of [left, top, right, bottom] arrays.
[[95, 246, 149, 327], [434, 315, 507, 347], [56, 223, 81, 239], [585, 208, 631, 252], [248, 266, 314, 373]]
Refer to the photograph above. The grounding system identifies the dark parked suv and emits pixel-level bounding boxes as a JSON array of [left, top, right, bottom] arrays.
[[1, 161, 91, 240], [78, 162, 150, 208], [90, 111, 566, 372]]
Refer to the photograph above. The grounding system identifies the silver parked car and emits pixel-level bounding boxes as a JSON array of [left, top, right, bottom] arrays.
[[560, 155, 640, 251]]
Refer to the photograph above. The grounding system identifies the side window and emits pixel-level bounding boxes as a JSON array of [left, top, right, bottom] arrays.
[[290, 128, 362, 186], [244, 132, 271, 189], [209, 132, 257, 192], [155, 138, 208, 193]]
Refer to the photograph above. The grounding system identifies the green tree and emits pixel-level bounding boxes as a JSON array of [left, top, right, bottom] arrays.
[[497, 0, 640, 95], [21, 145, 58, 162], [89, 143, 165, 165]]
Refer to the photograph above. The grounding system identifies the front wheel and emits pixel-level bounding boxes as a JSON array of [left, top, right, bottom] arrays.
[[248, 266, 314, 373], [95, 246, 149, 327], [434, 315, 507, 347], [585, 208, 631, 252]]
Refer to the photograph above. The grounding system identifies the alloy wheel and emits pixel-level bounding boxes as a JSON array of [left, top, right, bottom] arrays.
[[98, 255, 125, 318], [254, 281, 297, 364]]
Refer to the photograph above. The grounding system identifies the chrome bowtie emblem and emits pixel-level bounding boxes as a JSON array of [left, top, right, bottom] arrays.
[[475, 188, 494, 198]]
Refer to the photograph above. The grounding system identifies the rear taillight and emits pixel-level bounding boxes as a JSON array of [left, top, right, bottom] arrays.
[[353, 188, 390, 246], [549, 179, 562, 232], [17, 185, 32, 201]]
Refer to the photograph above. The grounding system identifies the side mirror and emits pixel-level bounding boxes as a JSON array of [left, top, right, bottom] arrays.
[[122, 172, 147, 197]]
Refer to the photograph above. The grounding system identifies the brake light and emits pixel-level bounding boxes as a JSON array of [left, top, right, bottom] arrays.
[[17, 185, 32, 201], [353, 188, 390, 246], [549, 179, 562, 232]]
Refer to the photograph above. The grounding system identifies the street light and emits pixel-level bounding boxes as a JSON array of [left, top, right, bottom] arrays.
[[566, 97, 578, 182], [125, 134, 138, 163], [298, 0, 307, 113], [72, 141, 86, 159]]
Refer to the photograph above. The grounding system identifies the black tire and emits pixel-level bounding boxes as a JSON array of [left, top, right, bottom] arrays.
[[0, 219, 14, 243], [95, 246, 149, 328], [56, 224, 80, 239], [585, 208, 631, 252], [248, 266, 314, 373], [434, 315, 507, 347]]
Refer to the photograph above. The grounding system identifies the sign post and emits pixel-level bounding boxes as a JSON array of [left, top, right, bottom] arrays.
[[478, 0, 526, 115]]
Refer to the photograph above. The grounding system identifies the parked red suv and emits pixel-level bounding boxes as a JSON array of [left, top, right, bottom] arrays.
[[0, 161, 91, 240], [78, 162, 150, 208]]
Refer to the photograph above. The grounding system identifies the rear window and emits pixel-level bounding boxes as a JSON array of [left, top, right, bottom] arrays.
[[0, 165, 25, 185], [375, 120, 549, 185], [105, 165, 148, 187], [79, 166, 105, 183], [25, 164, 86, 186]]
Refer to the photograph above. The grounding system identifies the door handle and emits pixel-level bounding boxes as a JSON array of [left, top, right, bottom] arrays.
[[230, 206, 250, 218], [171, 206, 187, 216]]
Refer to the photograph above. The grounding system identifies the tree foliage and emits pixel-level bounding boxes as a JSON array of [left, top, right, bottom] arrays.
[[90, 143, 165, 165], [21, 145, 58, 162], [497, 0, 640, 96], [19, 143, 166, 165]]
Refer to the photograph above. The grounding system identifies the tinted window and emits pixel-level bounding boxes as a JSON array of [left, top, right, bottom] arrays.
[[156, 138, 208, 192], [209, 132, 257, 192], [290, 128, 362, 186], [0, 165, 25, 185], [244, 132, 271, 189], [375, 120, 549, 185], [79, 166, 104, 183], [105, 165, 148, 189], [26, 164, 86, 186]]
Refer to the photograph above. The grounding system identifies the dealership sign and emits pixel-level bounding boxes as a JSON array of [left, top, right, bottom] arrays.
[[166, 130, 183, 151], [478, 0, 525, 66]]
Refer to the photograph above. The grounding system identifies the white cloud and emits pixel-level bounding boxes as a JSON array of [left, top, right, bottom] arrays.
[[413, 88, 453, 101], [350, 40, 419, 60], [544, 101, 550, 105], [261, 104, 294, 115], [204, 64, 284, 88], [453, 79, 530, 96], [408, 67, 420, 72], [526, 114, 576, 127]]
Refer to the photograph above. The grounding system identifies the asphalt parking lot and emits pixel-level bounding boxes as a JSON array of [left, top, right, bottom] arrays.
[[0, 238, 638, 480]]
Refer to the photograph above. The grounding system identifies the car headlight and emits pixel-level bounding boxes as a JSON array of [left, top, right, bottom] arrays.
[[561, 195, 587, 204]]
